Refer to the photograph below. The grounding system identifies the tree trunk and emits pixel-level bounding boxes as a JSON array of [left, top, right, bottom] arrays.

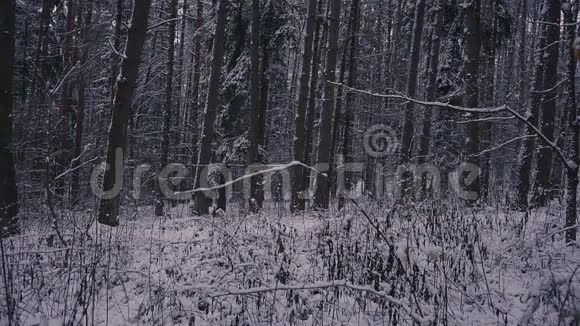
[[155, 0, 178, 216], [303, 0, 323, 196], [98, 0, 153, 226], [313, 0, 341, 210], [291, 0, 319, 212], [189, 0, 203, 167], [0, 0, 18, 234], [71, 0, 94, 203], [562, 5, 577, 244], [247, 0, 262, 213], [400, 0, 426, 198], [462, 0, 482, 201], [29, 0, 56, 100], [417, 0, 443, 196], [328, 28, 349, 200], [193, 0, 229, 215], [110, 0, 124, 105], [479, 0, 497, 202], [338, 0, 359, 210], [533, 0, 560, 207], [515, 0, 542, 212]]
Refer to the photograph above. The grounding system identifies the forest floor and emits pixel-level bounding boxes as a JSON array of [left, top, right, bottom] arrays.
[[2, 200, 580, 325]]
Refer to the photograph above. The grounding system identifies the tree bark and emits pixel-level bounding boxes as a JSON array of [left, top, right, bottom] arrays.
[[417, 0, 443, 197], [338, 0, 359, 210], [71, 0, 94, 203], [533, 0, 561, 207], [515, 0, 540, 212], [313, 0, 341, 210], [0, 0, 18, 234], [562, 5, 577, 244], [291, 0, 318, 212], [155, 0, 178, 216], [189, 0, 203, 166], [400, 0, 426, 198], [110, 0, 124, 105], [247, 0, 262, 213], [303, 1, 323, 195], [98, 0, 153, 226], [193, 0, 229, 215], [462, 0, 482, 201]]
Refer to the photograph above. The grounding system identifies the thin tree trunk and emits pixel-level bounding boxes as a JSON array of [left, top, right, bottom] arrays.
[[0, 0, 18, 234], [189, 0, 203, 166], [175, 0, 188, 170], [400, 0, 426, 198], [313, 0, 341, 210], [98, 0, 153, 226], [417, 0, 443, 196], [193, 0, 229, 215], [155, 0, 178, 216], [71, 0, 93, 203], [533, 0, 561, 207], [479, 0, 497, 202], [110, 0, 124, 105], [462, 0, 482, 201], [291, 0, 319, 212], [562, 5, 577, 244], [304, 0, 323, 197], [247, 0, 262, 213], [338, 0, 359, 210], [515, 0, 542, 212], [29, 0, 56, 101]]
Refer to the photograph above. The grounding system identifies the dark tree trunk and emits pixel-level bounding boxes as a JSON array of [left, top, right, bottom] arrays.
[[0, 0, 18, 234], [155, 0, 178, 216], [303, 0, 323, 195], [515, 0, 542, 212], [291, 0, 319, 212], [338, 0, 359, 211], [110, 0, 124, 105], [313, 0, 341, 210], [193, 0, 229, 215], [98, 0, 153, 226], [71, 0, 94, 203], [533, 0, 561, 207], [562, 5, 577, 244], [189, 0, 203, 167], [462, 0, 482, 202], [247, 0, 262, 213], [399, 0, 426, 198], [417, 0, 443, 197]]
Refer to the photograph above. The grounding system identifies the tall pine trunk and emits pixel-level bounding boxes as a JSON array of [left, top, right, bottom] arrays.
[[338, 0, 359, 210], [247, 0, 263, 213], [188, 0, 203, 166], [463, 0, 482, 201], [303, 0, 323, 196], [155, 0, 178, 216], [98, 0, 153, 226], [313, 0, 341, 209], [0, 0, 18, 234], [533, 0, 560, 207], [71, 0, 93, 203], [562, 5, 578, 244], [399, 0, 426, 198], [417, 0, 443, 197], [291, 0, 319, 212], [193, 0, 229, 215]]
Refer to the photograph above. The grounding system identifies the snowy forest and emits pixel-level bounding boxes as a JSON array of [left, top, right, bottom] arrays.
[[1, 0, 580, 324]]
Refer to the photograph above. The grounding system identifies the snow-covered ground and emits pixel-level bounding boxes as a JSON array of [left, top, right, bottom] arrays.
[[2, 201, 579, 325]]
